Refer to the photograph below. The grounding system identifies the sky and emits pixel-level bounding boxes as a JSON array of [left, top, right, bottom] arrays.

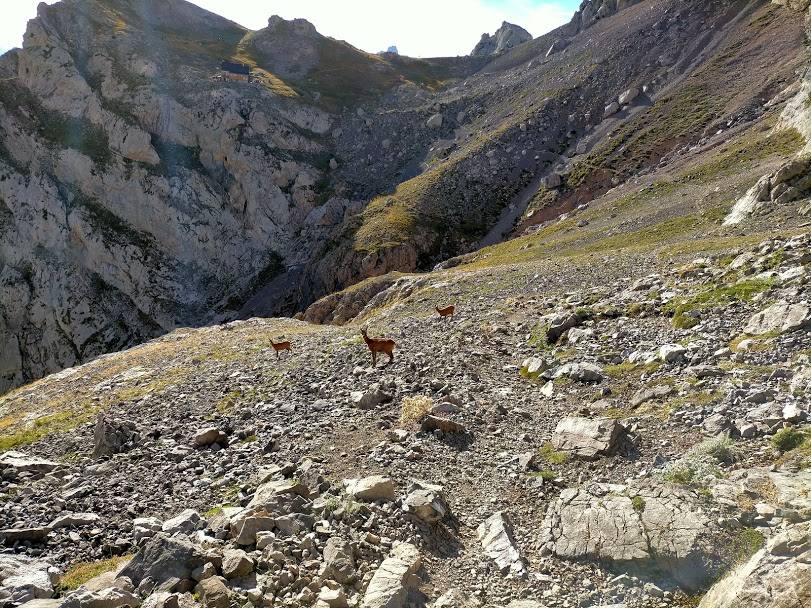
[[0, 0, 580, 58]]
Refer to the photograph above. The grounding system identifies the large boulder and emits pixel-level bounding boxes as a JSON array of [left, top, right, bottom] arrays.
[[744, 301, 811, 335], [540, 483, 728, 590], [401, 482, 449, 524], [477, 512, 527, 578], [60, 586, 141, 608], [0, 555, 60, 606], [118, 533, 209, 586], [247, 477, 310, 511], [551, 362, 604, 383], [221, 549, 253, 579], [92, 415, 139, 458], [344, 476, 395, 502], [699, 521, 810, 608], [360, 543, 421, 608], [550, 417, 624, 460], [161, 510, 202, 535], [0, 452, 59, 476], [196, 577, 230, 608], [319, 537, 356, 584]]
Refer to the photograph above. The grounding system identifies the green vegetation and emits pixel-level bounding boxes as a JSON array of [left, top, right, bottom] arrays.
[[0, 407, 96, 453], [664, 278, 774, 329], [771, 427, 809, 453], [678, 126, 803, 184], [539, 442, 569, 465], [567, 84, 723, 189], [631, 495, 646, 513], [692, 436, 737, 464], [529, 469, 557, 481], [216, 390, 243, 413], [59, 555, 132, 591], [527, 323, 552, 351], [663, 465, 696, 486], [731, 528, 765, 564]]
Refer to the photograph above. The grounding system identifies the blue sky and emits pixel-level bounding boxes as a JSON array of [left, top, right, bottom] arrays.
[[1, 0, 581, 57]]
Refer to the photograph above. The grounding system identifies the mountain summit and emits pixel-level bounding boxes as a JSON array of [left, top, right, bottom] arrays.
[[471, 21, 532, 56]]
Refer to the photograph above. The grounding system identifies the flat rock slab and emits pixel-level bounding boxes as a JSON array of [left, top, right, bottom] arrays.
[[0, 452, 59, 475], [361, 543, 421, 608], [551, 417, 624, 460], [1, 527, 49, 544], [744, 300, 811, 335], [540, 483, 727, 590], [477, 512, 527, 579], [344, 476, 395, 502]]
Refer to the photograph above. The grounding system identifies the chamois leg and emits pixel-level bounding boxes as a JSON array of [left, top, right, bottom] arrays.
[[371, 351, 377, 367], [386, 352, 394, 366], [276, 350, 280, 360]]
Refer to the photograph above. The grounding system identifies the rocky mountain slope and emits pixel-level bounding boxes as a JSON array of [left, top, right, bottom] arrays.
[[2, 0, 811, 602], [1, 0, 808, 393], [2, 224, 811, 608]]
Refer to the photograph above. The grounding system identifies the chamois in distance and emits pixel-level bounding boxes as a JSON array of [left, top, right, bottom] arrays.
[[360, 326, 396, 367], [270, 337, 292, 359], [436, 304, 455, 322]]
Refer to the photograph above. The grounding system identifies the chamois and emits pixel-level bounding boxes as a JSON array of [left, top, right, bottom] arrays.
[[360, 327, 396, 367], [270, 338, 292, 359], [436, 304, 455, 322]]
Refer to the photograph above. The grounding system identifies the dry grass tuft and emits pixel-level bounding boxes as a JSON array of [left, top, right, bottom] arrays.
[[400, 396, 433, 424]]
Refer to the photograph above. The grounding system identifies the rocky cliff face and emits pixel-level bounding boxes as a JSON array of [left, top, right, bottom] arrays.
[[0, 0, 482, 392], [0, 0, 809, 393]]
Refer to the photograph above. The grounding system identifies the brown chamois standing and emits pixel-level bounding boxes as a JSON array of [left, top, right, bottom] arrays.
[[436, 304, 455, 322], [360, 327, 396, 367], [270, 338, 292, 359]]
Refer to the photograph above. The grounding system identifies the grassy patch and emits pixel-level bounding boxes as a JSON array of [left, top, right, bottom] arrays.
[[529, 469, 557, 481], [0, 407, 96, 453], [731, 528, 765, 565], [59, 555, 132, 591], [216, 390, 243, 413], [678, 126, 804, 184], [771, 427, 808, 453], [664, 278, 774, 328], [539, 442, 569, 465], [631, 495, 646, 513]]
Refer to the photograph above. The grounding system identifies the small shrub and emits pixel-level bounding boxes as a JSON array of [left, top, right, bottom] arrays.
[[664, 465, 696, 486], [771, 427, 807, 453], [672, 311, 700, 330], [539, 442, 569, 465], [400, 395, 433, 424], [631, 495, 646, 512], [692, 436, 737, 464], [528, 323, 552, 350], [731, 528, 765, 564], [529, 469, 557, 481]]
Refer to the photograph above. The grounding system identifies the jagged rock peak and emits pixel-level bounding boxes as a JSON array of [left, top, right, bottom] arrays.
[[266, 14, 318, 36], [471, 21, 532, 57], [571, 0, 643, 32]]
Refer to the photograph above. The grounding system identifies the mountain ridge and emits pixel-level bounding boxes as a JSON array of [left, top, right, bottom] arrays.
[[0, 0, 808, 396]]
